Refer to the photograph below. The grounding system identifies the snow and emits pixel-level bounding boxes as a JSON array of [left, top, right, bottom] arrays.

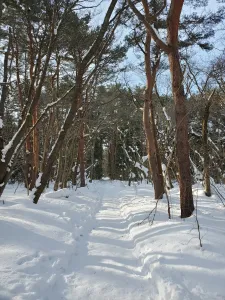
[[142, 155, 148, 163], [35, 172, 43, 188], [151, 24, 166, 44], [0, 181, 225, 299], [1, 120, 26, 162], [162, 163, 166, 171], [0, 117, 3, 128], [162, 107, 171, 121], [1, 140, 13, 162], [135, 162, 149, 176]]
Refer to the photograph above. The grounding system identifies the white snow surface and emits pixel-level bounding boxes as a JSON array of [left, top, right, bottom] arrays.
[[0, 117, 3, 128], [0, 181, 225, 300], [162, 107, 171, 121]]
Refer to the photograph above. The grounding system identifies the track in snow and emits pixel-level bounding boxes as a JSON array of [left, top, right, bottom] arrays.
[[65, 182, 158, 300]]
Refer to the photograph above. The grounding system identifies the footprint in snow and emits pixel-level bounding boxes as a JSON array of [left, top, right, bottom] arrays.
[[17, 251, 39, 265]]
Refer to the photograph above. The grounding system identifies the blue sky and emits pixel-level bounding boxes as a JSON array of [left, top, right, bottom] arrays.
[[87, 0, 224, 91]]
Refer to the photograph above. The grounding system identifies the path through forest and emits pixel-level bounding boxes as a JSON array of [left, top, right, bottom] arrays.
[[66, 182, 158, 300]]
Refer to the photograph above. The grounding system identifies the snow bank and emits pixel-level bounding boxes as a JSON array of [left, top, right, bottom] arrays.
[[0, 183, 102, 300]]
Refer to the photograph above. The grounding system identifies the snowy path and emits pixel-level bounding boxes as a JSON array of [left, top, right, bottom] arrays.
[[66, 183, 157, 300], [1, 181, 225, 300]]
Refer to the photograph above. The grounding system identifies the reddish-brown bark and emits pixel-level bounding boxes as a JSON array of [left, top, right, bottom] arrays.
[[143, 31, 164, 199], [128, 0, 194, 217], [167, 0, 194, 218]]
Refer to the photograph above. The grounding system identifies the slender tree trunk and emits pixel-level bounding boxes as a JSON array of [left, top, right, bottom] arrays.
[[89, 138, 96, 182], [24, 131, 33, 189], [202, 113, 211, 196], [144, 32, 164, 199], [73, 154, 79, 187], [30, 105, 39, 189], [202, 91, 215, 196], [108, 134, 116, 180], [62, 150, 68, 189], [41, 109, 54, 173], [54, 150, 63, 191], [143, 91, 164, 199], [0, 28, 11, 155], [167, 1, 194, 218], [78, 122, 86, 187], [167, 49, 194, 218]]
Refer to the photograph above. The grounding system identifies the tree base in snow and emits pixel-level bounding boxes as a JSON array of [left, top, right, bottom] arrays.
[[205, 191, 211, 197], [181, 206, 195, 218]]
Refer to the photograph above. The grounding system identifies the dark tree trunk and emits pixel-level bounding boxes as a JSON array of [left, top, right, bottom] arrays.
[[202, 90, 215, 197], [89, 138, 96, 182], [54, 150, 63, 191], [202, 113, 211, 196], [0, 28, 11, 155], [108, 134, 116, 180], [78, 122, 85, 187]]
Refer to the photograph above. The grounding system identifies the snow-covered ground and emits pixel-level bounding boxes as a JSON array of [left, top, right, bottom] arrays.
[[0, 181, 225, 300]]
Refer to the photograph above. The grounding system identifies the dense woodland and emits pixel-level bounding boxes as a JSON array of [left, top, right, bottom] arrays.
[[0, 0, 225, 218]]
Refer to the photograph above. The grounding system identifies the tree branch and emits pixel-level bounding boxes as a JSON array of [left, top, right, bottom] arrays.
[[128, 0, 171, 53]]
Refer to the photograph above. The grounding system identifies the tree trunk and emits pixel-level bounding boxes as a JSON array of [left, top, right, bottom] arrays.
[[62, 151, 68, 189], [144, 32, 164, 199], [73, 155, 79, 187], [202, 114, 211, 196], [143, 91, 164, 199], [108, 134, 116, 180], [202, 91, 215, 196], [78, 122, 86, 187], [54, 150, 63, 191], [167, 0, 194, 218], [30, 106, 39, 190], [0, 28, 11, 155], [167, 49, 194, 217], [89, 138, 96, 182], [41, 109, 54, 173]]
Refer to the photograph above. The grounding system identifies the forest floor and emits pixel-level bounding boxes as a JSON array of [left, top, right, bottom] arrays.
[[1, 180, 225, 300]]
